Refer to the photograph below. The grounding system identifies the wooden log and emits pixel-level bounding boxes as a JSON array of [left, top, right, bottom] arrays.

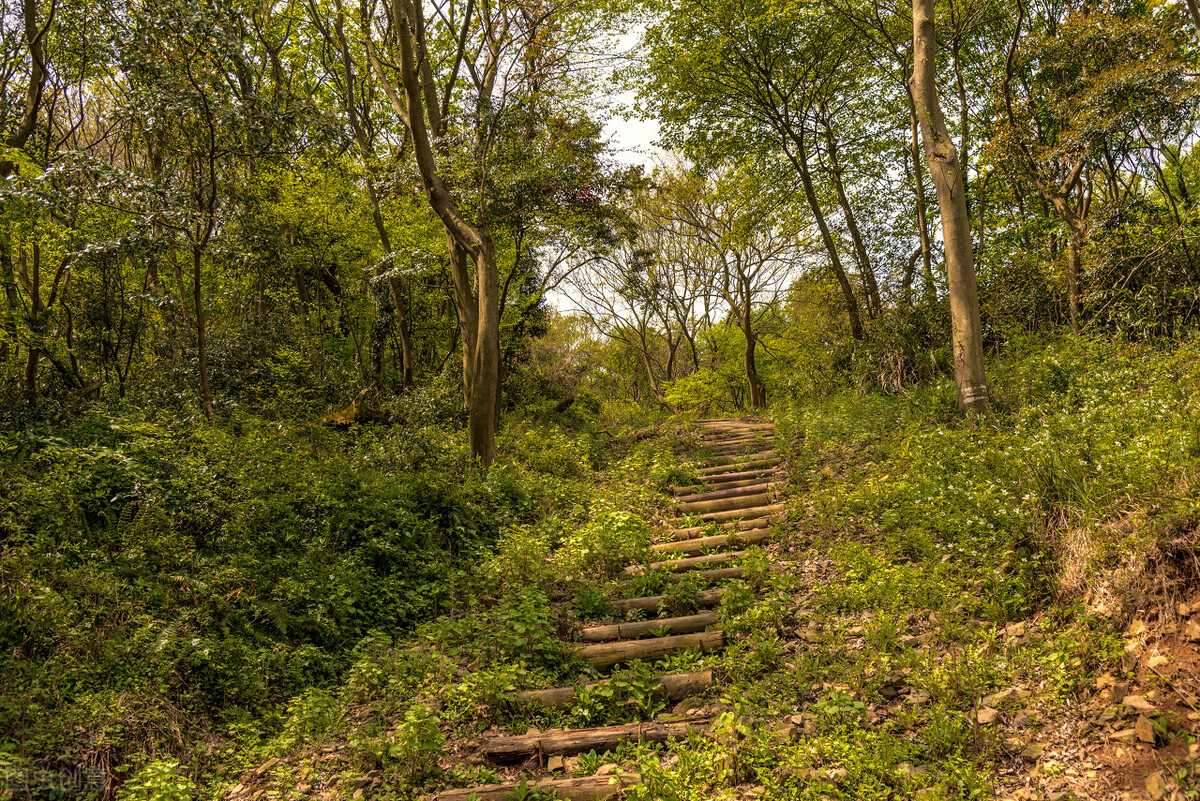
[[610, 589, 725, 614], [666, 566, 746, 584], [696, 457, 781, 476], [678, 492, 774, 515], [673, 477, 773, 497], [484, 720, 709, 762], [703, 437, 775, 450], [701, 449, 777, 466], [676, 481, 779, 504], [668, 515, 776, 540], [672, 469, 780, 494], [653, 529, 769, 556], [577, 630, 724, 669], [580, 612, 720, 642], [648, 551, 744, 573], [512, 670, 712, 710], [429, 774, 641, 800], [700, 502, 787, 524]]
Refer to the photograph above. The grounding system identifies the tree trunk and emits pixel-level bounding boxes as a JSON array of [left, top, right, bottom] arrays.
[[786, 133, 863, 339], [911, 0, 989, 414], [821, 116, 881, 316], [1185, 0, 1200, 42], [193, 245, 214, 424], [906, 87, 936, 304], [741, 307, 766, 409], [1066, 229, 1082, 334]]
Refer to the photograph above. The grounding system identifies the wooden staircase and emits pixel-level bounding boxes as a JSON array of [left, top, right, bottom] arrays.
[[427, 418, 785, 800]]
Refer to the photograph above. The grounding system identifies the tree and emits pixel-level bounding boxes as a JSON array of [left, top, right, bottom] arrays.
[[911, 0, 989, 412]]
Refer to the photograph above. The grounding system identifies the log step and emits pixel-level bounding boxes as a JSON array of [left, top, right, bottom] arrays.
[[672, 468, 781, 494], [700, 449, 777, 466], [577, 630, 724, 669], [512, 670, 712, 710], [580, 612, 720, 642], [611, 588, 725, 615], [628, 551, 745, 575], [696, 457, 781, 476], [673, 477, 774, 496], [700, 502, 787, 524], [678, 492, 774, 515], [702, 439, 775, 453], [666, 566, 746, 584], [653, 529, 769, 556], [428, 774, 641, 800], [484, 719, 708, 762], [668, 514, 777, 540], [676, 480, 780, 504]]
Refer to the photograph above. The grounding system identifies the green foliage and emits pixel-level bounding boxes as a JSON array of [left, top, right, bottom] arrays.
[[117, 760, 196, 801], [559, 502, 652, 579]]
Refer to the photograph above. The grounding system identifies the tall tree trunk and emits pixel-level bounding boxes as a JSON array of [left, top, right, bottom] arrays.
[[1066, 229, 1082, 334], [905, 87, 936, 304], [741, 304, 766, 409], [784, 133, 863, 340], [192, 245, 214, 423], [1185, 0, 1200, 41], [821, 114, 881, 316], [912, 0, 989, 413]]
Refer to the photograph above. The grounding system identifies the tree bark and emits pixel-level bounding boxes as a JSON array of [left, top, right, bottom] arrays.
[[911, 0, 990, 413], [820, 114, 881, 316], [905, 86, 936, 304], [484, 719, 709, 762], [610, 588, 725, 615], [430, 774, 642, 800], [513, 671, 711, 710], [741, 307, 766, 409], [576, 631, 724, 669]]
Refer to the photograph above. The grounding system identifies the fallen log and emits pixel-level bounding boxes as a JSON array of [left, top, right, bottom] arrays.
[[580, 612, 720, 642], [610, 588, 725, 614], [512, 670, 712, 710], [429, 773, 641, 800], [700, 502, 787, 524], [484, 719, 709, 762], [678, 492, 774, 515], [701, 449, 777, 466], [652, 529, 769, 556], [672, 477, 774, 497], [647, 551, 744, 573], [577, 630, 724, 669]]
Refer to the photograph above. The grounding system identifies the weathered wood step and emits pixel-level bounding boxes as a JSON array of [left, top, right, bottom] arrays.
[[696, 457, 781, 476], [428, 774, 641, 800], [512, 670, 712, 710], [676, 481, 780, 504], [668, 515, 776, 540], [611, 588, 725, 615], [629, 551, 745, 575], [577, 630, 724, 669], [580, 612, 720, 642], [702, 438, 775, 452], [700, 502, 787, 524], [673, 477, 773, 496], [700, 449, 777, 466], [678, 492, 774, 515], [653, 529, 769, 556], [666, 566, 746, 584], [672, 468, 781, 494], [484, 719, 708, 762]]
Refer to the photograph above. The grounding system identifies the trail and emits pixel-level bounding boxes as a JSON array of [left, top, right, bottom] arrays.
[[433, 418, 782, 800]]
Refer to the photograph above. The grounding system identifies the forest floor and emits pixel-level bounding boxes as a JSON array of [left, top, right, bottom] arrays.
[[220, 336, 1200, 801]]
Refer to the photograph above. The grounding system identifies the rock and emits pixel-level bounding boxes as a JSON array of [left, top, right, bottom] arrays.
[[564, 756, 581, 774], [673, 697, 705, 715], [847, 626, 865, 636], [1013, 709, 1041, 727], [1146, 770, 1169, 800], [1187, 617, 1200, 642], [982, 688, 1015, 707], [880, 685, 899, 700], [1111, 728, 1137, 744], [1123, 695, 1156, 714], [1148, 654, 1175, 675], [1126, 618, 1148, 637], [773, 720, 801, 742], [596, 763, 620, 776], [1020, 743, 1043, 761], [546, 755, 566, 772], [977, 707, 1000, 725], [1005, 621, 1026, 637], [1136, 715, 1158, 744]]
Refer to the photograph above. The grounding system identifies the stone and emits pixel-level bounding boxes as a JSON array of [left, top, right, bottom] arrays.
[[1123, 695, 1156, 714], [982, 688, 1015, 707], [1126, 618, 1148, 637], [977, 707, 1001, 725], [1187, 617, 1200, 642], [1020, 743, 1044, 761], [546, 755, 566, 772], [674, 697, 705, 715], [1136, 715, 1158, 744], [1005, 621, 1026, 637], [1013, 709, 1041, 727], [564, 756, 581, 773], [596, 763, 620, 776], [1146, 770, 1169, 800], [1111, 728, 1138, 744]]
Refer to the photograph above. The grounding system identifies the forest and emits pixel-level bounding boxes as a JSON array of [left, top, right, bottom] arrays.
[[2, 0, 1200, 798]]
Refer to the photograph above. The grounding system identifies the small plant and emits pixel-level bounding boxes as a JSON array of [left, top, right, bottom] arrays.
[[116, 760, 196, 801]]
